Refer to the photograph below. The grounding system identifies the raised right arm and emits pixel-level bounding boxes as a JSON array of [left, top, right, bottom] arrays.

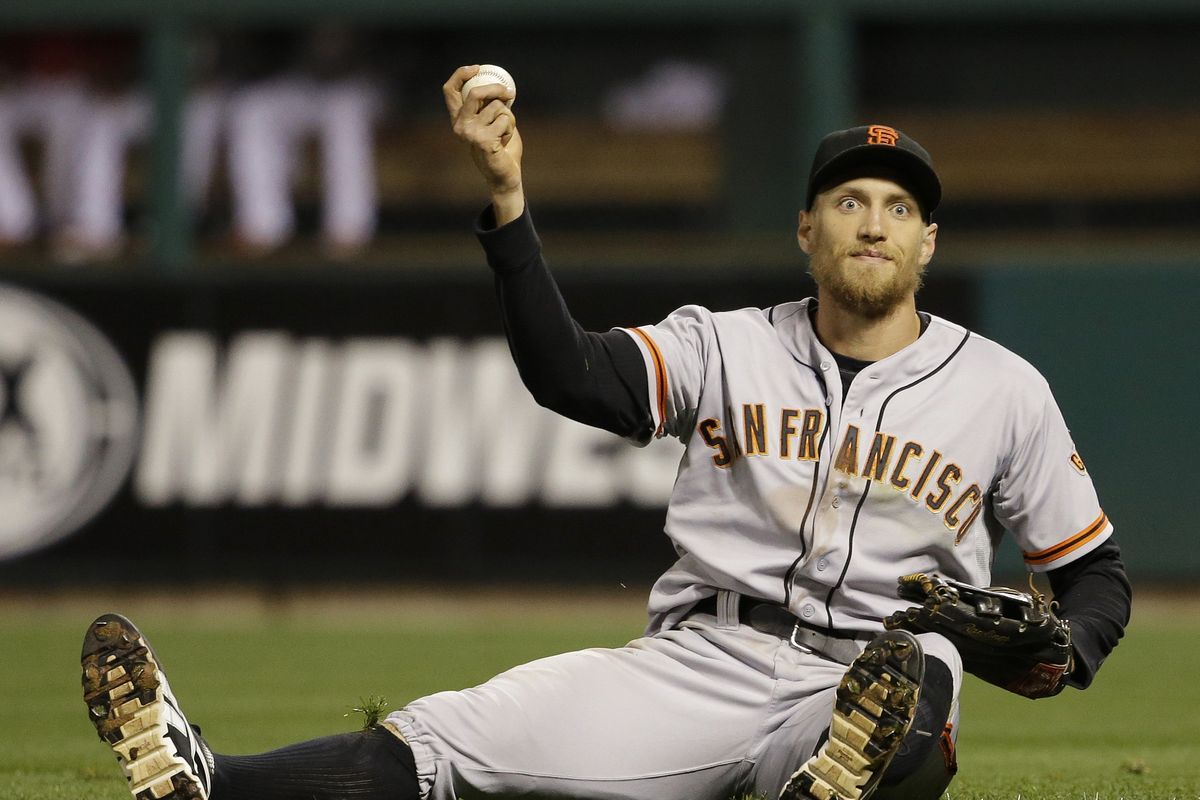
[[444, 66, 653, 441]]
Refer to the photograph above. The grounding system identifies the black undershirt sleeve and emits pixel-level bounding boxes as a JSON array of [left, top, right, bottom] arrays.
[[475, 205, 653, 442], [1046, 537, 1132, 690]]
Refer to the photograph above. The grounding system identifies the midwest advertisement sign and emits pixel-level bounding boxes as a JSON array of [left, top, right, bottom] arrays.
[[134, 333, 678, 510]]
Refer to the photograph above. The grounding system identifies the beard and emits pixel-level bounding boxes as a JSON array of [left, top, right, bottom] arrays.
[[807, 242, 925, 319]]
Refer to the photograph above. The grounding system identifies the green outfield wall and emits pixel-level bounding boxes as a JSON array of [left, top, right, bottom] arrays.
[[977, 266, 1198, 584]]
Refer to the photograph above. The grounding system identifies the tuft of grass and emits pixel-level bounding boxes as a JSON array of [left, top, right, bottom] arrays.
[[346, 695, 389, 730], [1120, 757, 1150, 775]]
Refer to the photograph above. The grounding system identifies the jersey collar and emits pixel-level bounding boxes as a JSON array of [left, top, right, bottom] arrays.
[[774, 298, 970, 386]]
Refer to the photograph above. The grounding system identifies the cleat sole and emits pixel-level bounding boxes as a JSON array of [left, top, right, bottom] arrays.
[[82, 614, 209, 800], [780, 630, 924, 800]]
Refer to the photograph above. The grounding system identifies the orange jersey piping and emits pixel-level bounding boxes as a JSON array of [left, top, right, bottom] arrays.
[[1022, 511, 1109, 566], [630, 327, 667, 436]]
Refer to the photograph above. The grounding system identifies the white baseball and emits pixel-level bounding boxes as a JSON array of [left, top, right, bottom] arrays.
[[460, 64, 516, 108]]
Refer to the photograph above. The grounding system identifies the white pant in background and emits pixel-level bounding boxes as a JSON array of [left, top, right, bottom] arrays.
[[226, 76, 381, 252], [63, 88, 224, 256], [0, 77, 89, 243], [0, 91, 37, 242]]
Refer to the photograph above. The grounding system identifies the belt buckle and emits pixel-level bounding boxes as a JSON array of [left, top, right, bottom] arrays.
[[788, 622, 815, 654]]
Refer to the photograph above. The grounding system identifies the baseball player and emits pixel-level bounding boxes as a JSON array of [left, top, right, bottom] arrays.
[[81, 65, 1131, 800]]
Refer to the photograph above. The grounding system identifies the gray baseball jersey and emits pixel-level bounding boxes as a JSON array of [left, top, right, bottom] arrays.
[[391, 296, 1101, 800], [621, 299, 1110, 636]]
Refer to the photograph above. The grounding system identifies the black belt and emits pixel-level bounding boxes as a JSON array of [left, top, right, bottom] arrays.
[[690, 595, 872, 666]]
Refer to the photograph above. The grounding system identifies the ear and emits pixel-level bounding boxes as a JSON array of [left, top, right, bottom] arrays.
[[797, 209, 814, 255], [919, 222, 938, 266]]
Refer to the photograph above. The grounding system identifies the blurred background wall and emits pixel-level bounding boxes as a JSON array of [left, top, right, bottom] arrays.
[[0, 0, 1196, 591]]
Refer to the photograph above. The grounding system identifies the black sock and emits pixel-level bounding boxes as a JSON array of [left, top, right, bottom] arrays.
[[211, 727, 419, 800]]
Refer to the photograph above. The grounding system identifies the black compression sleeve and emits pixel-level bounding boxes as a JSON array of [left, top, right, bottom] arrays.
[[1046, 537, 1132, 689], [475, 206, 653, 441]]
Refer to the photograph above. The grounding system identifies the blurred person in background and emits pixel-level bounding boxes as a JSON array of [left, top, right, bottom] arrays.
[[602, 58, 727, 132], [0, 42, 38, 249], [0, 34, 89, 251], [225, 25, 382, 259], [55, 33, 225, 263]]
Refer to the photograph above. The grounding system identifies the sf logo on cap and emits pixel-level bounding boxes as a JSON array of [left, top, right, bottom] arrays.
[[867, 125, 899, 146]]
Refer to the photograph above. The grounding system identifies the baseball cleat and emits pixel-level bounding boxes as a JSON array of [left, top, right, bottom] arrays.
[[779, 630, 924, 800], [82, 613, 214, 800]]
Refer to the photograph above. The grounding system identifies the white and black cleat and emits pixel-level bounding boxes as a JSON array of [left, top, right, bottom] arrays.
[[779, 630, 924, 800], [82, 613, 215, 800]]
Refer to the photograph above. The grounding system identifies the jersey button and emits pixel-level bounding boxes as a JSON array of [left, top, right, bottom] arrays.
[[831, 497, 841, 509], [817, 558, 828, 571], [801, 604, 816, 618], [820, 360, 832, 371]]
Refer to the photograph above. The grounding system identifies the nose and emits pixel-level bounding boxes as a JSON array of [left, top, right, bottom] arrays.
[[858, 206, 886, 242]]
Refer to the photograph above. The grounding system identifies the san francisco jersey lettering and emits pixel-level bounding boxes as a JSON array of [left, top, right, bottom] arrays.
[[622, 299, 1111, 634]]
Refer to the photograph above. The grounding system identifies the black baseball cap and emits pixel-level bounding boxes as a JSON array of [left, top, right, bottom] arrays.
[[805, 125, 941, 220]]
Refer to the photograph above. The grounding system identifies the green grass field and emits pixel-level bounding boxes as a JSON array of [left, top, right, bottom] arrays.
[[3, 588, 1197, 800]]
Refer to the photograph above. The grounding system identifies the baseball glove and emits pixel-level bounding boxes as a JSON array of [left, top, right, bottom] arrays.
[[883, 573, 1073, 699]]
